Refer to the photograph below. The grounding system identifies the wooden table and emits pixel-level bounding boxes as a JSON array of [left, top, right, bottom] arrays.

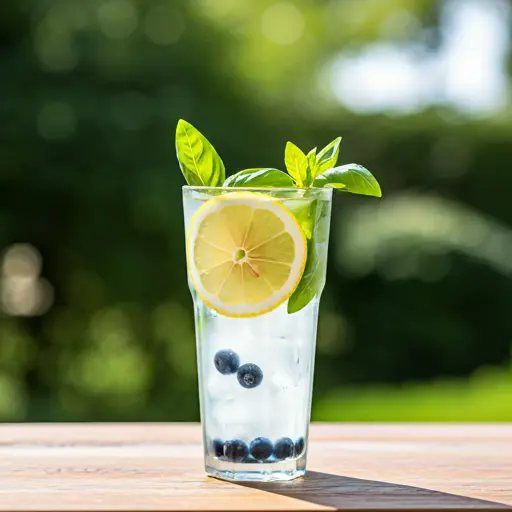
[[0, 423, 510, 511]]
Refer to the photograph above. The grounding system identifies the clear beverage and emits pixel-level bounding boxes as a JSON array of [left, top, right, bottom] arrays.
[[183, 186, 332, 482]]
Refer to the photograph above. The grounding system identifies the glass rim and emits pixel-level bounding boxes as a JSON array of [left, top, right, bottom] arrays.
[[182, 185, 333, 194]]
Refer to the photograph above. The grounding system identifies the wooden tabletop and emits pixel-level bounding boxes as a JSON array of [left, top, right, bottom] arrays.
[[0, 423, 510, 511]]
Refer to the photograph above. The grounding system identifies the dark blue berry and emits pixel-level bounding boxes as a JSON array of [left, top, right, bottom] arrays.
[[237, 363, 263, 389], [212, 438, 224, 458], [295, 437, 305, 456], [249, 437, 273, 461], [274, 437, 294, 460], [214, 349, 240, 375], [224, 439, 249, 462]]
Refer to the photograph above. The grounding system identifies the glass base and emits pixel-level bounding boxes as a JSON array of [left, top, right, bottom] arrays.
[[205, 455, 307, 482]]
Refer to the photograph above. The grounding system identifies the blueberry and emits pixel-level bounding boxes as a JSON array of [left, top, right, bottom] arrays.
[[274, 437, 294, 460], [249, 437, 273, 461], [237, 363, 263, 389], [214, 349, 240, 375], [224, 439, 249, 462], [295, 437, 305, 456], [211, 438, 224, 458]]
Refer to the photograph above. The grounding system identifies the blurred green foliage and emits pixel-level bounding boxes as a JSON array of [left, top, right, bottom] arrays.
[[0, 0, 511, 421], [314, 365, 512, 422]]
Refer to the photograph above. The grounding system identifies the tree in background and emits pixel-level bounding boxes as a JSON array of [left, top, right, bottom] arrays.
[[0, 0, 511, 421]]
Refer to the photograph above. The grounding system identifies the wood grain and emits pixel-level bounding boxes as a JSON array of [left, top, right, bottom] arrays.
[[0, 423, 510, 511]]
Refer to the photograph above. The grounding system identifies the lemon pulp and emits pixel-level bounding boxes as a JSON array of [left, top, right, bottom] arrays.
[[187, 192, 307, 318]]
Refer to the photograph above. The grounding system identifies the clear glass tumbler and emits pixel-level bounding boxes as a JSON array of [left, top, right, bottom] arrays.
[[183, 186, 332, 482]]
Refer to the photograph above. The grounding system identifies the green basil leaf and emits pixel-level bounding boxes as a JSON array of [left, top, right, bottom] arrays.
[[175, 119, 225, 186], [307, 148, 317, 186], [315, 137, 342, 177], [313, 164, 382, 197], [287, 200, 314, 239], [288, 239, 326, 314], [288, 199, 331, 314], [285, 141, 309, 188], [223, 168, 294, 188]]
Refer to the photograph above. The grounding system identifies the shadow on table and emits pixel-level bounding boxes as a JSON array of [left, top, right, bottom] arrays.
[[238, 471, 511, 510]]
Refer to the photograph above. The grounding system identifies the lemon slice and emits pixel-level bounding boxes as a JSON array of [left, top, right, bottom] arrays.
[[187, 192, 307, 318]]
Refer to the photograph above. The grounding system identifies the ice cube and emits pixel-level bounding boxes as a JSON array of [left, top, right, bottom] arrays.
[[205, 373, 235, 402], [269, 336, 302, 389], [270, 370, 299, 391]]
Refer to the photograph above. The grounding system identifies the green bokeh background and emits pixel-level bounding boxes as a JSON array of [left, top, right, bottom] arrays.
[[0, 0, 510, 422]]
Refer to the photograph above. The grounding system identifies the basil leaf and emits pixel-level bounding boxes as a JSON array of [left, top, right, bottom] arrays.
[[288, 239, 326, 314], [288, 199, 331, 314], [307, 148, 317, 185], [285, 141, 309, 188], [287, 199, 316, 239], [175, 119, 225, 186], [313, 164, 382, 197], [223, 168, 294, 188], [315, 137, 342, 177]]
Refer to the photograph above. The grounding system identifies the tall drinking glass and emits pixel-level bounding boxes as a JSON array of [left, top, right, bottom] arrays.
[[183, 186, 332, 482]]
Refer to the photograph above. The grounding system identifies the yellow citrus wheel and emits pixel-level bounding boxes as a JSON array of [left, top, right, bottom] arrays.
[[187, 192, 307, 318]]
